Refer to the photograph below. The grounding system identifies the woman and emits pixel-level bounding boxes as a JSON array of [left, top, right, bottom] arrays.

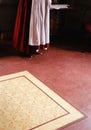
[[28, 0, 51, 54], [13, 0, 32, 57]]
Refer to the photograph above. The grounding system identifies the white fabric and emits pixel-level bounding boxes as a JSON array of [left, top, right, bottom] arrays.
[[28, 0, 51, 46], [51, 4, 69, 10]]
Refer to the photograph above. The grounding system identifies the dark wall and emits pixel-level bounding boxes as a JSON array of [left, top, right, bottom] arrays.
[[51, 0, 91, 38], [0, 0, 18, 32], [0, 0, 18, 4], [62, 0, 91, 31]]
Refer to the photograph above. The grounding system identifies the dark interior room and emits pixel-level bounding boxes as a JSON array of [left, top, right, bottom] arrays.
[[0, 0, 91, 130]]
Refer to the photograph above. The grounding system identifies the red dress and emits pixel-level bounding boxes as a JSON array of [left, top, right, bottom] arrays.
[[13, 0, 32, 56]]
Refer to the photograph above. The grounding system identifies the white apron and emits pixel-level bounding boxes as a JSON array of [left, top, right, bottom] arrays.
[[28, 0, 51, 46]]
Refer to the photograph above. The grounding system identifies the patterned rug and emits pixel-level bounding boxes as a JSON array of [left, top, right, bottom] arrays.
[[0, 71, 85, 130]]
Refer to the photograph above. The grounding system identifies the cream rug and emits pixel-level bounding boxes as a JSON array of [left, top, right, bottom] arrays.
[[0, 71, 85, 130]]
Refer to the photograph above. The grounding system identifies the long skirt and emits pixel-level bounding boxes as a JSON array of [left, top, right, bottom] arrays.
[[28, 0, 51, 52], [13, 0, 32, 56]]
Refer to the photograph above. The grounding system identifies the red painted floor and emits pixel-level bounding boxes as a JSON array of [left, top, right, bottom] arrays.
[[0, 38, 91, 130]]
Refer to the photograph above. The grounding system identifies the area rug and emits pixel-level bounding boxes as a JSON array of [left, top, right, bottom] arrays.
[[0, 71, 85, 130]]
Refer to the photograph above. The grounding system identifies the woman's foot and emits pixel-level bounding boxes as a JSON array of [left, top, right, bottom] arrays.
[[35, 49, 42, 55], [43, 47, 48, 50], [43, 43, 49, 51]]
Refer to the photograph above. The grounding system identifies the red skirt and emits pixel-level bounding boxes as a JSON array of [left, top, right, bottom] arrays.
[[13, 0, 32, 55]]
